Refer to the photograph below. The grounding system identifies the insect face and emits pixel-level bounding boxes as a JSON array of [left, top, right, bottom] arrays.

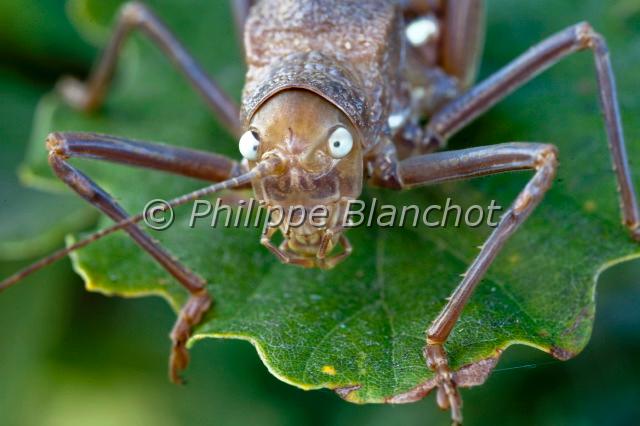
[[241, 90, 363, 265]]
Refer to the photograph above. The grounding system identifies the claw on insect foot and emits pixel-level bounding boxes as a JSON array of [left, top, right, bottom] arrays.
[[425, 343, 463, 425], [169, 291, 212, 384]]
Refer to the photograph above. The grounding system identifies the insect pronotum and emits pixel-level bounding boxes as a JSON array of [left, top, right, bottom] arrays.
[[2, 1, 639, 424]]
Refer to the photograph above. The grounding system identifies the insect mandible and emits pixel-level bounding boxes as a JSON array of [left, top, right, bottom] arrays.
[[2, 1, 639, 424]]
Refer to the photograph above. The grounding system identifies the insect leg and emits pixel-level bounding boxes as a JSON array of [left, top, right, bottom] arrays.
[[420, 23, 640, 239], [399, 142, 559, 425], [318, 234, 352, 270], [46, 131, 242, 181], [45, 131, 241, 384], [260, 227, 316, 268], [440, 0, 486, 90], [402, 0, 451, 15], [59, 1, 241, 137]]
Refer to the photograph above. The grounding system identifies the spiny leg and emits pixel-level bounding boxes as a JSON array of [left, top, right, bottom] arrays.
[[59, 1, 241, 137], [46, 131, 242, 383], [419, 22, 640, 239], [399, 143, 559, 425]]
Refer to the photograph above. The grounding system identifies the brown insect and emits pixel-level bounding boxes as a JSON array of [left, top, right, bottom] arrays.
[[2, 0, 639, 423]]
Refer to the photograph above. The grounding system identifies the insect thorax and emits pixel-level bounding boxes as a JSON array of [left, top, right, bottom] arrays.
[[241, 0, 411, 151]]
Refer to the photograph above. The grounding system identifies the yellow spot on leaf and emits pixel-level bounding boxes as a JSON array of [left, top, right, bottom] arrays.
[[584, 200, 598, 213], [322, 365, 336, 376], [508, 254, 521, 264]]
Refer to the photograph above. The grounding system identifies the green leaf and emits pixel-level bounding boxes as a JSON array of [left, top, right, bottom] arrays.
[[0, 69, 96, 260], [22, 0, 640, 403], [0, 0, 93, 74]]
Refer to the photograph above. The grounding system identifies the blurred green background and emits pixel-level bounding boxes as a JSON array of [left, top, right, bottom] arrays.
[[1, 1, 639, 425]]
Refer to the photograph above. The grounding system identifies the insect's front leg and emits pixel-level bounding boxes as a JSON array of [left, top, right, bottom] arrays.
[[399, 143, 559, 425], [45, 131, 242, 383], [418, 22, 640, 240], [318, 234, 352, 270], [317, 226, 352, 270], [59, 1, 241, 136], [260, 226, 315, 268]]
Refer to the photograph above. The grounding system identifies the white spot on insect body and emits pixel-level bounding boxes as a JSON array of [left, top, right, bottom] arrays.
[[388, 113, 405, 130], [406, 15, 440, 47]]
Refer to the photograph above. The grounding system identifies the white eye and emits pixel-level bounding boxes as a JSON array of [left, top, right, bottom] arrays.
[[239, 130, 260, 160], [328, 127, 353, 159]]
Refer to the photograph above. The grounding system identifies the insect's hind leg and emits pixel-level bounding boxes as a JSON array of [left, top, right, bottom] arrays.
[[399, 142, 559, 425], [59, 1, 241, 137], [420, 22, 640, 239], [45, 131, 241, 383]]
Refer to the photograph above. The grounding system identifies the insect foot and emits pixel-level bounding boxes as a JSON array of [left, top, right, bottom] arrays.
[[425, 343, 463, 425], [169, 290, 212, 384], [56, 77, 93, 112]]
